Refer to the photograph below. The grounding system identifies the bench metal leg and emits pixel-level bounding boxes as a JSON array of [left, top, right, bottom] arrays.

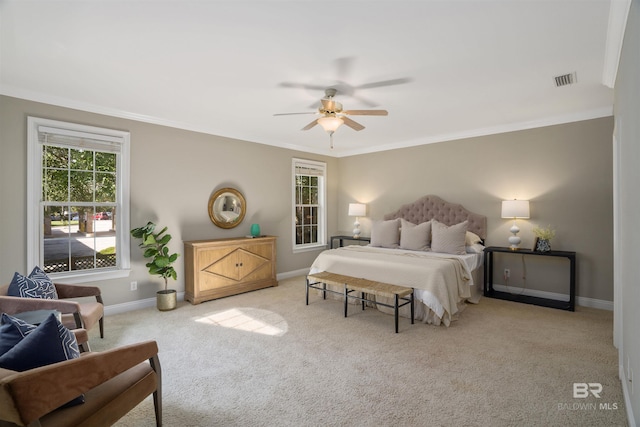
[[361, 292, 366, 310], [306, 278, 309, 305], [323, 282, 327, 299], [344, 284, 348, 317], [411, 290, 414, 324], [395, 294, 399, 333]]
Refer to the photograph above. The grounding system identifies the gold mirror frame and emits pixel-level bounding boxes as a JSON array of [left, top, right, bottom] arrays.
[[208, 188, 246, 229]]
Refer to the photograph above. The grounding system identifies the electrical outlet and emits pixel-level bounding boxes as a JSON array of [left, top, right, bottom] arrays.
[[504, 268, 510, 279], [130, 281, 137, 291]]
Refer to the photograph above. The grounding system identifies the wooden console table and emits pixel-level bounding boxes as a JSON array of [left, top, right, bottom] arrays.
[[184, 236, 277, 304], [483, 246, 576, 311]]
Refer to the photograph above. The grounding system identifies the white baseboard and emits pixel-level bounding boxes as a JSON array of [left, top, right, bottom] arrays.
[[491, 284, 613, 311], [104, 291, 186, 316], [277, 268, 309, 281], [103, 269, 311, 315], [619, 364, 637, 426]]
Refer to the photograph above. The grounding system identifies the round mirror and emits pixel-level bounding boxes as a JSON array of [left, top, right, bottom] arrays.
[[208, 188, 246, 229]]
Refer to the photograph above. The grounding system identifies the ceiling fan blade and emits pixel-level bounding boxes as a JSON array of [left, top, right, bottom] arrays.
[[273, 112, 317, 116], [301, 119, 319, 131], [342, 117, 365, 131], [343, 110, 388, 116], [355, 77, 412, 90], [279, 82, 327, 91]]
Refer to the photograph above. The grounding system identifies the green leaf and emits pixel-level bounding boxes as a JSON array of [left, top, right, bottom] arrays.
[[154, 256, 170, 268], [157, 234, 171, 245], [142, 248, 158, 258]]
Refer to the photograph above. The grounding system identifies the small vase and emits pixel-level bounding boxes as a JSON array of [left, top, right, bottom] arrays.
[[536, 238, 551, 252], [250, 223, 261, 237]]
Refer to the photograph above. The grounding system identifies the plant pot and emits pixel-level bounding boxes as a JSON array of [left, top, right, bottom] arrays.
[[157, 289, 177, 311], [536, 238, 551, 252]]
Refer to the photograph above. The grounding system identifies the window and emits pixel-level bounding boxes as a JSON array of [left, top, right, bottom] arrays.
[[27, 117, 131, 283], [292, 158, 326, 251]]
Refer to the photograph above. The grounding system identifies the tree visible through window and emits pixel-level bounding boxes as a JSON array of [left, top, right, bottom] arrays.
[[28, 117, 131, 281], [293, 158, 326, 250]]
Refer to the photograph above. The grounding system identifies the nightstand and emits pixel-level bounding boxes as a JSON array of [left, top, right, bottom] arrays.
[[483, 246, 576, 311], [330, 235, 371, 249]]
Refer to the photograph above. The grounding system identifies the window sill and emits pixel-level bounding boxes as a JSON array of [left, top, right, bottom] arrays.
[[293, 244, 328, 254], [49, 268, 131, 284]]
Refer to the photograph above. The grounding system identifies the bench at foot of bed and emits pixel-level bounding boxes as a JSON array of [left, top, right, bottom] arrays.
[[306, 271, 414, 333]]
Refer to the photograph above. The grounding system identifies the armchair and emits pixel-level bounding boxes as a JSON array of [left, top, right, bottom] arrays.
[[0, 340, 161, 427], [0, 283, 104, 338]]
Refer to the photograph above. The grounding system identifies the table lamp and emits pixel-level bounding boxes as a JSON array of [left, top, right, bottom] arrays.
[[501, 199, 530, 250], [348, 203, 367, 238]]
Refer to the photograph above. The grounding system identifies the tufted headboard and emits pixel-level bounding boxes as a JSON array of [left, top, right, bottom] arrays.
[[383, 195, 487, 240]]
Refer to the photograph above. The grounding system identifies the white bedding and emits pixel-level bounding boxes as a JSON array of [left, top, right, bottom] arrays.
[[309, 245, 483, 326]]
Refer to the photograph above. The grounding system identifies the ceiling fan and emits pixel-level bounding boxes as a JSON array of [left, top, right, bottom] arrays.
[[274, 88, 388, 148]]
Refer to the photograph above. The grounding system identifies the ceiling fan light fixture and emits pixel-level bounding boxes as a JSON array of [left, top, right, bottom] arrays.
[[317, 116, 344, 134]]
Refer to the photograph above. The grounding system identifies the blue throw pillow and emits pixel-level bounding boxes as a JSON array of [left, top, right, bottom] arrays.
[[0, 313, 37, 356], [0, 314, 84, 406], [7, 266, 58, 299], [0, 313, 80, 360]]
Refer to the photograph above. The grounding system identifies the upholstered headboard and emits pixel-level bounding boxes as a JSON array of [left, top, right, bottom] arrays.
[[383, 195, 487, 240]]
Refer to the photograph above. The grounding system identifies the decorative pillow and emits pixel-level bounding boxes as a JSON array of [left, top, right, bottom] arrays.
[[0, 313, 80, 361], [466, 243, 485, 254], [399, 219, 431, 251], [465, 231, 483, 246], [431, 220, 468, 255], [0, 314, 84, 406], [0, 313, 37, 356], [7, 266, 58, 299], [370, 219, 400, 248]]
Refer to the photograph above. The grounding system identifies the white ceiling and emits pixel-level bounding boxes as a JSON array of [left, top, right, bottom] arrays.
[[0, 1, 627, 157]]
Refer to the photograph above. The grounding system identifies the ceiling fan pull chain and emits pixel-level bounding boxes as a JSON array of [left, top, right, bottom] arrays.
[[329, 132, 334, 149]]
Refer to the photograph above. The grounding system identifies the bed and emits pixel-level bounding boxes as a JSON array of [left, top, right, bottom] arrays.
[[309, 195, 487, 326]]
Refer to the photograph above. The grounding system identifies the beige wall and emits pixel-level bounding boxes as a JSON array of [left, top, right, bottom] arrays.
[[337, 117, 614, 302], [0, 96, 339, 305], [614, 0, 640, 421], [0, 96, 614, 305]]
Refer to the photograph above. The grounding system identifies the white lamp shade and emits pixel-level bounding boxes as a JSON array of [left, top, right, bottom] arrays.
[[317, 116, 344, 133], [348, 203, 367, 217], [501, 200, 530, 219]]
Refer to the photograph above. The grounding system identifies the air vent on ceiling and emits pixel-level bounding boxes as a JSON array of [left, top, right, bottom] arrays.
[[554, 72, 577, 87]]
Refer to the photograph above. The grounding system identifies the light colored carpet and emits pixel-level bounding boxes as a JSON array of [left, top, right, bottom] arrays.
[[90, 276, 627, 427]]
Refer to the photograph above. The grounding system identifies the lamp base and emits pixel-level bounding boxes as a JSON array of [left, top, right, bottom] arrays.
[[353, 218, 361, 239], [508, 223, 521, 250]]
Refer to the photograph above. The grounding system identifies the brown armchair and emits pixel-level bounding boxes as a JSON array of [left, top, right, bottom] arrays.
[[0, 283, 104, 338], [0, 340, 161, 427]]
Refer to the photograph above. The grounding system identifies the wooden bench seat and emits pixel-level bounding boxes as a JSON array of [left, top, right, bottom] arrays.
[[306, 271, 414, 333]]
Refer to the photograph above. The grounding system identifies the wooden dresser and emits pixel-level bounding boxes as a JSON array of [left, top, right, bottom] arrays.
[[183, 236, 277, 304]]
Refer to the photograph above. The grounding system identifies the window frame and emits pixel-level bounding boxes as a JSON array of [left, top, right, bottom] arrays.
[[292, 158, 327, 253], [27, 117, 131, 283]]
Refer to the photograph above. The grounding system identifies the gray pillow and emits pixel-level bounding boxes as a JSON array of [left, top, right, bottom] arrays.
[[431, 220, 468, 255], [400, 219, 431, 251], [370, 219, 400, 248]]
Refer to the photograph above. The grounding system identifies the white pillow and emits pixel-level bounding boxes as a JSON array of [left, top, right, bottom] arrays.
[[370, 219, 400, 248], [399, 219, 431, 251], [466, 243, 485, 254], [465, 231, 483, 246], [431, 220, 468, 255]]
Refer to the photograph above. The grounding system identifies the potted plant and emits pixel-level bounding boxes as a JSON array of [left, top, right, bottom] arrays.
[[532, 224, 556, 252], [131, 221, 179, 311]]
